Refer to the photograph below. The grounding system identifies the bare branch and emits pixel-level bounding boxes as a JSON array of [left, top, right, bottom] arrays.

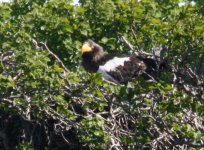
[[119, 36, 153, 56], [119, 36, 135, 52], [40, 42, 70, 73]]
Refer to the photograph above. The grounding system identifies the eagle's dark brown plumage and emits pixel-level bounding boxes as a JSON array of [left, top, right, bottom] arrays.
[[81, 39, 158, 84]]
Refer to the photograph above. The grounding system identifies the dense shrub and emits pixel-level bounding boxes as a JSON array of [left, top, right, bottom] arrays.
[[0, 0, 204, 149]]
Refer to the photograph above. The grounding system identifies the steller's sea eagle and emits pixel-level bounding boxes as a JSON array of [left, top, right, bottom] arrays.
[[81, 39, 159, 84]]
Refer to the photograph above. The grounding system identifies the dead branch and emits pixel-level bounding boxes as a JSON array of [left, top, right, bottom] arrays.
[[40, 41, 70, 73]]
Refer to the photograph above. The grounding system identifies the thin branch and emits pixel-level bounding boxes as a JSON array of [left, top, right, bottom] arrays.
[[40, 42, 70, 73], [120, 36, 134, 51], [131, 27, 140, 51], [119, 36, 153, 56]]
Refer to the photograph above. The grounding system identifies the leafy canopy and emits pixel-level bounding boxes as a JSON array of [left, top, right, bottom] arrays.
[[0, 0, 204, 149]]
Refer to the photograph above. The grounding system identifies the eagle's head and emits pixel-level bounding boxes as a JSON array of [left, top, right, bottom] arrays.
[[81, 40, 104, 62]]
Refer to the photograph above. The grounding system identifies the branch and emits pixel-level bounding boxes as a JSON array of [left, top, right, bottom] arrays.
[[40, 42, 70, 73], [119, 36, 153, 56], [119, 36, 134, 51], [185, 66, 203, 85]]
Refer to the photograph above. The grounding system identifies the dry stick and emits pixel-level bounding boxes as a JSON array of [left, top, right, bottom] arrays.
[[131, 27, 140, 52], [120, 36, 134, 51], [120, 36, 153, 56], [41, 42, 70, 73], [185, 66, 203, 85], [61, 132, 70, 144]]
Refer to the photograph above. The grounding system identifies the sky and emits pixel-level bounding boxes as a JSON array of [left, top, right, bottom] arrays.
[[0, 0, 11, 2], [1, 0, 79, 5], [0, 0, 195, 7], [73, 0, 79, 5]]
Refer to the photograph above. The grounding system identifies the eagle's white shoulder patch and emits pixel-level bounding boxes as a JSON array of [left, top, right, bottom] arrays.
[[97, 57, 130, 83], [99, 57, 130, 72]]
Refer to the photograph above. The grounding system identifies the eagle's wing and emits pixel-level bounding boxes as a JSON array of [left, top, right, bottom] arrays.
[[97, 56, 146, 84]]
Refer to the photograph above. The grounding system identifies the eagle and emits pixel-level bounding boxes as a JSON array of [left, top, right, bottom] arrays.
[[80, 40, 159, 84]]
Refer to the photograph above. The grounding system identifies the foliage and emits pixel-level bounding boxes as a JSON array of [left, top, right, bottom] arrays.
[[0, 0, 204, 149]]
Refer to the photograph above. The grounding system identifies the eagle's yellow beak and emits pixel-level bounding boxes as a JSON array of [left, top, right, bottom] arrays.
[[81, 44, 92, 53]]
